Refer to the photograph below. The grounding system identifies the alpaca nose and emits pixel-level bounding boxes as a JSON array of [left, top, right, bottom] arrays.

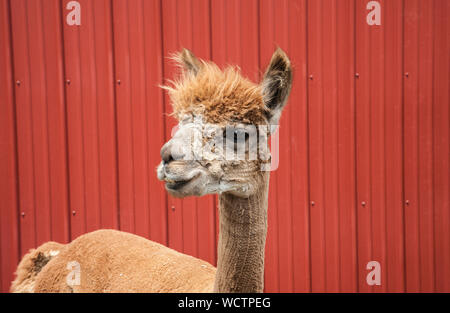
[[160, 143, 173, 164], [160, 141, 185, 164]]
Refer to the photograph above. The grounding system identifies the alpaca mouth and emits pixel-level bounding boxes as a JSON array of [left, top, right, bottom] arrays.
[[166, 179, 191, 190], [165, 173, 200, 191]]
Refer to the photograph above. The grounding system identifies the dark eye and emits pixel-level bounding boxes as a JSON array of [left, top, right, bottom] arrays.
[[223, 129, 249, 144], [233, 130, 249, 143]]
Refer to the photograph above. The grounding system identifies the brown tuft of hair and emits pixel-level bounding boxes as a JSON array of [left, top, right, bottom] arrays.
[[162, 53, 267, 125], [10, 241, 63, 293]]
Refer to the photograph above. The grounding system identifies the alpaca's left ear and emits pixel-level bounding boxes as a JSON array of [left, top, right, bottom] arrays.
[[178, 48, 202, 75], [261, 48, 292, 129]]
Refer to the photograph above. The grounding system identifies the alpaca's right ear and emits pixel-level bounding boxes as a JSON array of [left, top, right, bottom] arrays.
[[261, 48, 293, 129], [177, 48, 202, 75]]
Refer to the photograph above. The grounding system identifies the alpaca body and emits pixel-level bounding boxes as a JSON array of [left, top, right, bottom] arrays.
[[13, 229, 215, 293], [12, 170, 268, 293]]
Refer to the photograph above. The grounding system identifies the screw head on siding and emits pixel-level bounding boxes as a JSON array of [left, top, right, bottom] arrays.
[[361, 201, 367, 207], [16, 80, 21, 86], [355, 73, 360, 78], [310, 201, 315, 207], [405, 200, 410, 206], [171, 205, 175, 211], [21, 212, 25, 218], [116, 79, 121, 85], [309, 75, 314, 80], [72, 210, 76, 216], [66, 79, 71, 85], [405, 72, 409, 78]]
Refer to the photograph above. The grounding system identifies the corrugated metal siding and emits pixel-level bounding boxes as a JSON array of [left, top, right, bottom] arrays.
[[0, 0, 448, 292]]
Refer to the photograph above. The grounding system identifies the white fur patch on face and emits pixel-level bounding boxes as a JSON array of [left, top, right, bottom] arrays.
[[167, 114, 271, 164], [175, 115, 208, 161], [157, 113, 273, 197]]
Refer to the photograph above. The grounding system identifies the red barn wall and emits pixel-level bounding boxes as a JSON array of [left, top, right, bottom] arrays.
[[0, 0, 448, 292]]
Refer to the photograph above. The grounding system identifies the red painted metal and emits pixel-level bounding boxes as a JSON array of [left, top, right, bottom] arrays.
[[0, 0, 448, 292], [0, 0, 20, 293]]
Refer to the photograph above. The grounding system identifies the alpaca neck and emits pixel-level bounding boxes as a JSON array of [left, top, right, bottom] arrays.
[[213, 172, 269, 292]]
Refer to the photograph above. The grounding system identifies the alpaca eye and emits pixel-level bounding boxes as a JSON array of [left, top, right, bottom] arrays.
[[233, 130, 249, 144], [222, 129, 237, 142], [234, 130, 247, 143], [223, 129, 248, 145]]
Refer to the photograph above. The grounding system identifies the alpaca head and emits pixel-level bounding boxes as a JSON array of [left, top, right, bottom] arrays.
[[157, 48, 292, 198]]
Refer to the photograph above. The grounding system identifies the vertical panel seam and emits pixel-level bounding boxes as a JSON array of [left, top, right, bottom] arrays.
[[109, 0, 121, 231], [125, 1, 136, 233], [77, 9, 87, 234], [431, 0, 436, 292], [286, 0, 296, 292], [24, 0, 38, 248], [352, 0, 360, 293], [59, 0, 72, 242], [140, 0, 151, 238], [383, 0, 388, 291], [159, 0, 169, 246], [416, 0, 422, 290], [400, 0, 407, 292], [334, 0, 342, 292], [38, 0, 53, 241], [305, 0, 313, 293], [92, 1, 103, 228], [320, 0, 327, 291], [7, 0, 22, 261], [256, 0, 261, 79]]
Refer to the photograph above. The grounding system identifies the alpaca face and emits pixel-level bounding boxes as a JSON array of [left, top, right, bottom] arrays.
[[157, 114, 271, 198], [157, 48, 292, 198]]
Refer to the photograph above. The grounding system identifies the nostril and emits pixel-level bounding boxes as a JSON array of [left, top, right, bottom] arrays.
[[163, 154, 174, 165], [161, 144, 173, 164], [161, 141, 186, 164]]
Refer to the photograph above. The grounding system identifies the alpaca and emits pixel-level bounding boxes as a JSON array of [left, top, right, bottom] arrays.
[[10, 47, 292, 293]]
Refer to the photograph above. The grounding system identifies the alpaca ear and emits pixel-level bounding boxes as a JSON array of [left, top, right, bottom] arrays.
[[261, 48, 293, 129], [178, 48, 202, 75]]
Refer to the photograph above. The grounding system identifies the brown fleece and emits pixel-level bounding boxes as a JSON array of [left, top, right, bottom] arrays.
[[33, 230, 215, 293], [163, 51, 267, 125], [214, 171, 269, 292], [10, 241, 63, 293]]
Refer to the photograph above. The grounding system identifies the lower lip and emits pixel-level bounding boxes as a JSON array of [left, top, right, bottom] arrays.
[[166, 179, 191, 190]]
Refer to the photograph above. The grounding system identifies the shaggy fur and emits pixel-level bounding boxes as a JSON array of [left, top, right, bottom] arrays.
[[10, 242, 63, 293], [30, 230, 215, 293], [163, 52, 268, 125]]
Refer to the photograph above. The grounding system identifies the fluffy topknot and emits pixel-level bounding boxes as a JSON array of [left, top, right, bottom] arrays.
[[162, 52, 268, 125]]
